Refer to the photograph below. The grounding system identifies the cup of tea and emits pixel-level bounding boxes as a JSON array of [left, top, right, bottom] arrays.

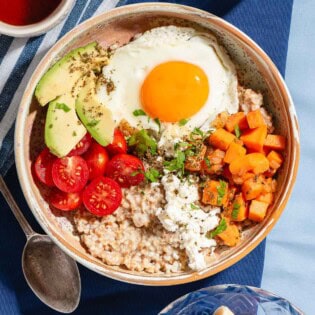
[[0, 0, 75, 37]]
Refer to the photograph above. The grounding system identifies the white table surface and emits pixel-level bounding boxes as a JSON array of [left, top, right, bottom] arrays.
[[262, 1, 315, 313]]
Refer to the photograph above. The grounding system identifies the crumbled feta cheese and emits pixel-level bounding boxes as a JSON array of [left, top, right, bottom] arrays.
[[156, 174, 220, 270], [158, 124, 190, 157]]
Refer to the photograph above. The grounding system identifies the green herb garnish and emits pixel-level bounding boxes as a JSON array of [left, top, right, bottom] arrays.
[[190, 203, 199, 210], [72, 131, 77, 137], [144, 168, 160, 182], [234, 124, 241, 138], [217, 180, 227, 206], [179, 118, 189, 126], [164, 150, 186, 175], [55, 103, 71, 112], [232, 203, 241, 219], [207, 218, 227, 238], [154, 118, 161, 131], [87, 119, 100, 127], [128, 129, 157, 155], [133, 109, 147, 117], [204, 156, 211, 169]]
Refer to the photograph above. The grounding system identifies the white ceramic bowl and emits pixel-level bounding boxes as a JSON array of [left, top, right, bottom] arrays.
[[0, 0, 75, 37], [15, 3, 300, 285]]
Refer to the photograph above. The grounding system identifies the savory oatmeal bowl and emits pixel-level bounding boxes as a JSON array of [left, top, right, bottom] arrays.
[[15, 3, 299, 285]]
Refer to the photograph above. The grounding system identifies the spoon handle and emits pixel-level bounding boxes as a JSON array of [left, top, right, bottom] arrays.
[[0, 176, 34, 238]]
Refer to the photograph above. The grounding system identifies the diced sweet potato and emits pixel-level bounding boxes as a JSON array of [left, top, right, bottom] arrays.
[[248, 200, 269, 222], [264, 134, 286, 151], [256, 192, 274, 205], [184, 144, 207, 172], [202, 149, 225, 175], [267, 150, 283, 169], [225, 112, 249, 133], [231, 193, 248, 221], [217, 219, 240, 246], [223, 142, 246, 164], [229, 153, 269, 176], [242, 176, 265, 200], [246, 109, 266, 129], [240, 125, 267, 152], [208, 128, 236, 151], [202, 180, 229, 206]]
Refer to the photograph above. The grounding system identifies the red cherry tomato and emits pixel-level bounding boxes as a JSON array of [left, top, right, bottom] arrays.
[[106, 129, 127, 156], [34, 148, 56, 186], [49, 189, 82, 211], [52, 156, 89, 193], [82, 176, 122, 216], [105, 153, 145, 188], [83, 142, 109, 180], [68, 133, 92, 156]]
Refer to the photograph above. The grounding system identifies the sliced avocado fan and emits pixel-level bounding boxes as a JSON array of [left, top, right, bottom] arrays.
[[35, 42, 109, 106], [45, 88, 87, 157], [76, 72, 114, 146]]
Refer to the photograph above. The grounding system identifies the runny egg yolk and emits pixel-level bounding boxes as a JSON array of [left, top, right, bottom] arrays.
[[140, 61, 209, 122]]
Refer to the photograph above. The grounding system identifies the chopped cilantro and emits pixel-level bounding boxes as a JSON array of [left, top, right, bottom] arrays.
[[128, 129, 157, 155], [48, 124, 53, 129], [130, 170, 141, 177], [204, 156, 211, 169], [55, 103, 71, 112], [154, 118, 161, 131], [234, 124, 241, 138], [190, 203, 199, 210], [179, 118, 189, 126], [192, 127, 203, 137], [232, 202, 241, 219], [133, 109, 146, 117], [72, 131, 77, 137], [207, 218, 227, 238], [144, 168, 160, 182], [87, 119, 100, 127], [217, 180, 227, 205], [164, 150, 186, 175]]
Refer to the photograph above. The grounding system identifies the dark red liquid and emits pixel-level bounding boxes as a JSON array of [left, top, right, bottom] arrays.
[[0, 0, 62, 26]]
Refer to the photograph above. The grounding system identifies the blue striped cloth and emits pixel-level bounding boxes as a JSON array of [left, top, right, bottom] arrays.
[[0, 1, 293, 314]]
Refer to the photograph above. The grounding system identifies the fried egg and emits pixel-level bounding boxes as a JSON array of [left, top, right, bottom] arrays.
[[97, 26, 239, 132]]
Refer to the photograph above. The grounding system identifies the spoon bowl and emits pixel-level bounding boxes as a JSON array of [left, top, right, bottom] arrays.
[[0, 176, 81, 313], [22, 234, 81, 313]]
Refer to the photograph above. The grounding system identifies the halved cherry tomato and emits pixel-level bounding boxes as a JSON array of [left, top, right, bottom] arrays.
[[82, 176, 122, 216], [106, 129, 127, 156], [105, 153, 145, 188], [34, 148, 56, 186], [83, 142, 109, 180], [49, 189, 82, 211], [68, 133, 92, 156], [52, 156, 89, 193]]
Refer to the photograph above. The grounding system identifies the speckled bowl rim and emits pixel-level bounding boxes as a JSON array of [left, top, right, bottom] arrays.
[[14, 3, 300, 286]]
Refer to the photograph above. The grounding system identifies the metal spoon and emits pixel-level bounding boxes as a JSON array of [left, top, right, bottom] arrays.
[[0, 176, 81, 313]]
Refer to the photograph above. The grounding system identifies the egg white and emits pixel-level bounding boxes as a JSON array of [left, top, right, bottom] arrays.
[[97, 26, 239, 132]]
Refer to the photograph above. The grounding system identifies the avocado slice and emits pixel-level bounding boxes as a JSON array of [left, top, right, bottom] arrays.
[[35, 42, 109, 106], [76, 72, 114, 146], [45, 91, 87, 157]]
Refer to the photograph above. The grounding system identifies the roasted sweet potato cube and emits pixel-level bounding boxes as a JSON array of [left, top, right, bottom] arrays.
[[202, 180, 229, 206], [246, 109, 266, 129], [225, 112, 249, 133], [231, 193, 248, 221], [217, 219, 240, 246], [264, 134, 286, 151], [184, 144, 207, 172], [248, 200, 269, 222], [208, 128, 236, 151]]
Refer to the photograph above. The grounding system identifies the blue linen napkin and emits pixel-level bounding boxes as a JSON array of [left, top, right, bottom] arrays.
[[0, 0, 293, 314]]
